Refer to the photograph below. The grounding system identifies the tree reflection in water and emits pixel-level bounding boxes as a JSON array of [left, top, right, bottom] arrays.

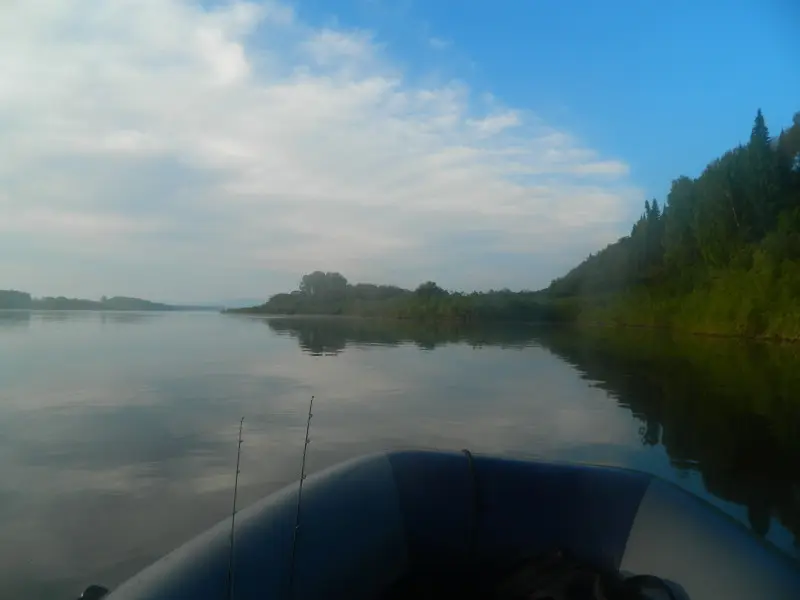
[[266, 316, 800, 551]]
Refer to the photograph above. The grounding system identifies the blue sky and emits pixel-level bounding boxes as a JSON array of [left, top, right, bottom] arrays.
[[294, 0, 799, 202], [1, 0, 798, 302]]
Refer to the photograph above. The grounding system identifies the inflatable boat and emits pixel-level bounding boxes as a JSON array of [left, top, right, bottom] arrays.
[[82, 450, 800, 599]]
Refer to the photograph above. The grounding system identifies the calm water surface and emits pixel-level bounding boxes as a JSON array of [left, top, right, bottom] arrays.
[[1, 311, 799, 597]]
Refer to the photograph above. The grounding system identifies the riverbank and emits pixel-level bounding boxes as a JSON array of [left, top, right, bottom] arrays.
[[226, 298, 577, 324], [228, 290, 800, 343], [571, 262, 800, 342], [229, 288, 800, 343]]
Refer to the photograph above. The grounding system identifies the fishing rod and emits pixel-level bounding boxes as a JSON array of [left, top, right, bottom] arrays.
[[226, 417, 245, 600], [80, 418, 248, 600], [288, 395, 315, 599]]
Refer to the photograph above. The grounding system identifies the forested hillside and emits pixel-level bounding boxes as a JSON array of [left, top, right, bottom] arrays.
[[548, 110, 800, 339]]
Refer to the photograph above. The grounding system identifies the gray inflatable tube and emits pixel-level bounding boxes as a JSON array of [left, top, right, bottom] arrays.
[[103, 450, 800, 600]]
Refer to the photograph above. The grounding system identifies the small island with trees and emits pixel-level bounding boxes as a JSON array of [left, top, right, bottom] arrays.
[[233, 109, 800, 340]]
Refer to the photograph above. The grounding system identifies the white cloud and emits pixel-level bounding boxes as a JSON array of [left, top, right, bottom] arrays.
[[303, 28, 377, 65], [429, 36, 452, 50], [0, 0, 642, 300], [468, 110, 521, 136]]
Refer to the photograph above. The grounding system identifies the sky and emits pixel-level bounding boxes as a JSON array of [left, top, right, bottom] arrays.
[[1, 0, 798, 303]]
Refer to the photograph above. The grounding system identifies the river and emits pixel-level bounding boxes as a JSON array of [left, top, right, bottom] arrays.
[[1, 310, 798, 597]]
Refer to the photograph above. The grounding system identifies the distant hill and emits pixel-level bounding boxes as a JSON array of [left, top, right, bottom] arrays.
[[0, 290, 213, 312]]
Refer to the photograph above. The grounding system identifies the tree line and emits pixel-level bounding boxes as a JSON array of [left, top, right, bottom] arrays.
[[234, 109, 800, 335], [230, 270, 575, 323], [547, 109, 800, 338]]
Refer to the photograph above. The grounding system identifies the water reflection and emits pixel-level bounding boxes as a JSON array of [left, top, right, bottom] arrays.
[[0, 310, 31, 330], [262, 316, 539, 354], [2, 313, 799, 599], [261, 316, 800, 553], [533, 328, 800, 550], [99, 311, 163, 326], [0, 310, 161, 330]]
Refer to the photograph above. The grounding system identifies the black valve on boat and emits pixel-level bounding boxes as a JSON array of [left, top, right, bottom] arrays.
[[76, 584, 109, 600]]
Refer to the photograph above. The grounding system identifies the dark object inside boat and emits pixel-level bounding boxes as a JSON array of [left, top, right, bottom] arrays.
[[384, 546, 678, 599]]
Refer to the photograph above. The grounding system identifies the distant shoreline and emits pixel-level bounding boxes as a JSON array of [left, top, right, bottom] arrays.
[[0, 290, 221, 312], [0, 307, 219, 313]]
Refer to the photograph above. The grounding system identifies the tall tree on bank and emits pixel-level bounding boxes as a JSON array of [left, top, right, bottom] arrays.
[[663, 176, 698, 271], [747, 108, 779, 234]]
